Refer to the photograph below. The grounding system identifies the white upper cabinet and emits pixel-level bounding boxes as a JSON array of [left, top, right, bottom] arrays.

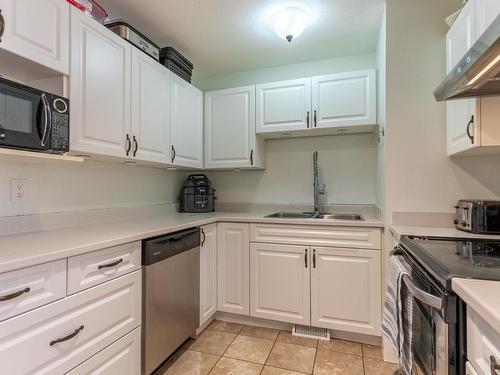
[[205, 86, 264, 169], [250, 243, 310, 325], [312, 70, 376, 129], [70, 8, 131, 158], [169, 72, 203, 168], [0, 0, 69, 74], [446, 0, 478, 155], [131, 48, 171, 164], [256, 78, 312, 133], [475, 0, 500, 35], [311, 247, 381, 336], [445, 0, 500, 156]]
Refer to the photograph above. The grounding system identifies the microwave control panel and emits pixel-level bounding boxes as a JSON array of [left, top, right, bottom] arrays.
[[50, 97, 69, 152]]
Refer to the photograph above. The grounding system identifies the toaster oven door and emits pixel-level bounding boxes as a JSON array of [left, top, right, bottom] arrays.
[[0, 79, 48, 151]]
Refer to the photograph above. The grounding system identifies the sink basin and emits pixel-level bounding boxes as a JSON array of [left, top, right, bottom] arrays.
[[265, 212, 364, 221], [316, 213, 364, 221]]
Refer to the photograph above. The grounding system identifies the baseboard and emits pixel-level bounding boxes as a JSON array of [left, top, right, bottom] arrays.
[[196, 314, 217, 336], [215, 312, 382, 346]]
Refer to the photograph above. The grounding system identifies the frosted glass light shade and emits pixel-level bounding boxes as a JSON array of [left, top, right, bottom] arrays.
[[269, 7, 309, 43]]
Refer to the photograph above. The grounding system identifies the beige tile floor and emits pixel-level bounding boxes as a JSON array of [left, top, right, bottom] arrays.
[[160, 320, 400, 375]]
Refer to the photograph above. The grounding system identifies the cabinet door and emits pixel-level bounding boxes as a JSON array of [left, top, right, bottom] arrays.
[[312, 70, 376, 129], [475, 0, 500, 36], [446, 1, 479, 155], [217, 223, 250, 315], [200, 224, 217, 326], [70, 8, 131, 158], [0, 0, 69, 74], [169, 73, 203, 168], [131, 49, 171, 164], [66, 327, 141, 375], [311, 247, 381, 335], [250, 243, 310, 325], [256, 78, 311, 133], [0, 271, 141, 375], [205, 86, 256, 169]]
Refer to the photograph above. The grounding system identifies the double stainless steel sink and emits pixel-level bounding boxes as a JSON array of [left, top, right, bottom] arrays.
[[265, 212, 364, 221]]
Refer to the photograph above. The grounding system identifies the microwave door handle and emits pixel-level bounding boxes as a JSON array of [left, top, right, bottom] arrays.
[[40, 93, 51, 147], [402, 274, 443, 310]]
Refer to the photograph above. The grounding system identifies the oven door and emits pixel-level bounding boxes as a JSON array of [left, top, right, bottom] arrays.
[[0, 79, 49, 151], [402, 272, 448, 375]]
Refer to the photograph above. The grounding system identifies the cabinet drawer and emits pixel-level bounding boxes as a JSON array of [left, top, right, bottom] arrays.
[[0, 259, 66, 322], [467, 306, 500, 375], [66, 327, 141, 375], [68, 242, 141, 294], [0, 271, 141, 375], [250, 224, 381, 250]]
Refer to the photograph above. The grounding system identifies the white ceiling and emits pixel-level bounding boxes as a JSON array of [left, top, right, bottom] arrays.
[[98, 0, 386, 79]]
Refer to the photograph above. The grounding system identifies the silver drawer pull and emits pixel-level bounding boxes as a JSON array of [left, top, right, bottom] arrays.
[[402, 274, 443, 310], [491, 356, 500, 375], [50, 325, 84, 346], [97, 258, 123, 270], [0, 287, 30, 302]]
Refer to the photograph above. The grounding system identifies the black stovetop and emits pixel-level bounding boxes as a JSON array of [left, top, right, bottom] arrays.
[[400, 235, 500, 289]]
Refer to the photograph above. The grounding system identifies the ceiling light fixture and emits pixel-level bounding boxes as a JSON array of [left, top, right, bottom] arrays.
[[269, 7, 310, 43]]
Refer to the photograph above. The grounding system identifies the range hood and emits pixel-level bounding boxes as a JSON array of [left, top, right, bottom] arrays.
[[434, 15, 500, 101]]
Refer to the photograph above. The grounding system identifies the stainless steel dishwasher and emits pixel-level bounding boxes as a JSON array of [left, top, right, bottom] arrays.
[[142, 227, 200, 375]]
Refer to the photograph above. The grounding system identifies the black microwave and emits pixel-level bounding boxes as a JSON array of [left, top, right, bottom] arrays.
[[0, 77, 69, 153]]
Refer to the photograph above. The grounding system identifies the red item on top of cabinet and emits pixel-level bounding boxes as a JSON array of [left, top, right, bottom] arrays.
[[67, 0, 108, 24]]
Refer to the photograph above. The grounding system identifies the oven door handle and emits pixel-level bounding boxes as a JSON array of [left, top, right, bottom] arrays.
[[402, 274, 443, 310]]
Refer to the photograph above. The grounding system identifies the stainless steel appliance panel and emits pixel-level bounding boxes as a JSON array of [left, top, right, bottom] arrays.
[[142, 228, 200, 375]]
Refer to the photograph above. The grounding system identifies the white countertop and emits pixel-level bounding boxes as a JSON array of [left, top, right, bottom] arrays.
[[390, 224, 500, 240], [0, 210, 383, 274], [453, 278, 500, 334]]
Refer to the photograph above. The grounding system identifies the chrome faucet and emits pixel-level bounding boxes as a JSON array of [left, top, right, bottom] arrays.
[[313, 151, 326, 215]]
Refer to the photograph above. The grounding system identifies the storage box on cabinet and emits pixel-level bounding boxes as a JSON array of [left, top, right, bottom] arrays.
[[0, 0, 70, 74], [0, 259, 66, 322], [0, 271, 141, 375], [67, 241, 141, 295], [250, 223, 382, 250], [66, 327, 141, 375]]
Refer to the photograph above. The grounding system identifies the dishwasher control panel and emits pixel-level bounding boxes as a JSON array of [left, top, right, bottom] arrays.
[[142, 227, 200, 265]]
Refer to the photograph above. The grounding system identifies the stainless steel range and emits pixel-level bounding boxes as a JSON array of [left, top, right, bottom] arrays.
[[394, 235, 500, 375]]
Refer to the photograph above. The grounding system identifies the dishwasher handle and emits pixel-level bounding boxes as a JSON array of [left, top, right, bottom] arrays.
[[142, 227, 200, 266]]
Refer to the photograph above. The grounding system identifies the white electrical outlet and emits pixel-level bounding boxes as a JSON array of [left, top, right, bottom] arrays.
[[11, 179, 27, 203]]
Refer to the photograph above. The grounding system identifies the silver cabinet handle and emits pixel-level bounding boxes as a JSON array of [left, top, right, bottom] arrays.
[[402, 274, 443, 310], [0, 9, 5, 42], [491, 356, 500, 375], [0, 287, 30, 302]]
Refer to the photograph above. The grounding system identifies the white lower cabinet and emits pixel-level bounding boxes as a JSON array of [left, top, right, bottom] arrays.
[[66, 327, 141, 375], [467, 306, 500, 375], [0, 259, 66, 322], [250, 243, 310, 324], [0, 271, 141, 375], [67, 241, 141, 295], [217, 223, 250, 315], [311, 247, 381, 335], [200, 224, 218, 326]]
